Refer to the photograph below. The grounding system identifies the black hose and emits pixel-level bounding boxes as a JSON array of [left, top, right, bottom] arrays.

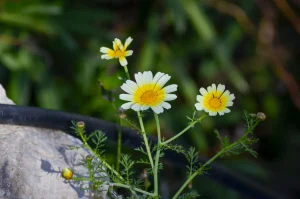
[[0, 104, 289, 199]]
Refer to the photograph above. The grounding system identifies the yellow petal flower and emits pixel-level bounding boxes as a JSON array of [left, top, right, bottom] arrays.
[[100, 37, 133, 66]]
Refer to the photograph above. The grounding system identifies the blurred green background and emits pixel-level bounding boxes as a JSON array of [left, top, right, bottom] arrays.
[[1, 0, 300, 198]]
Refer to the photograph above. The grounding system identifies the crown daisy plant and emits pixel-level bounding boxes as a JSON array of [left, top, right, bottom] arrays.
[[64, 36, 265, 199]]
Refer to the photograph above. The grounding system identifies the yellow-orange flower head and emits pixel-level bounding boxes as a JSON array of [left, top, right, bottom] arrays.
[[119, 71, 177, 114], [195, 84, 235, 116]]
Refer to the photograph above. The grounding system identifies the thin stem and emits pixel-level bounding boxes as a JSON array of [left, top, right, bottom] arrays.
[[153, 113, 161, 196], [123, 65, 130, 79], [137, 111, 154, 168], [162, 115, 206, 145], [172, 124, 259, 199], [116, 117, 122, 172], [72, 177, 91, 181], [79, 130, 124, 182], [112, 183, 155, 197]]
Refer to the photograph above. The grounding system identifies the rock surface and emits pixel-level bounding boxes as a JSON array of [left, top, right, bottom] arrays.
[[0, 124, 95, 199], [0, 85, 113, 199], [0, 85, 14, 105]]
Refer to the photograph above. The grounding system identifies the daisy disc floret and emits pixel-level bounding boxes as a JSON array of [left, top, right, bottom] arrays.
[[119, 71, 178, 114], [100, 37, 133, 66], [195, 84, 235, 116]]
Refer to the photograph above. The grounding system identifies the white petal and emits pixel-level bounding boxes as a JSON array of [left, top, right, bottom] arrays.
[[121, 83, 134, 94], [100, 47, 113, 53], [143, 71, 153, 84], [200, 88, 208, 96], [227, 101, 233, 107], [156, 74, 171, 87], [152, 72, 165, 84], [229, 94, 235, 100], [211, 84, 217, 92], [218, 111, 225, 116], [114, 38, 124, 51], [203, 107, 210, 113], [195, 103, 203, 111], [222, 90, 230, 97], [217, 84, 225, 93], [121, 102, 133, 109], [207, 86, 212, 93], [224, 108, 230, 113], [161, 102, 171, 109], [148, 71, 153, 83], [101, 54, 113, 60], [126, 80, 138, 90], [141, 105, 150, 111], [163, 84, 178, 93], [125, 50, 133, 57], [124, 37, 133, 50], [119, 56, 128, 66], [151, 105, 164, 114], [196, 95, 203, 102], [119, 94, 133, 101], [132, 104, 141, 111], [164, 94, 177, 101], [209, 111, 217, 116], [135, 72, 144, 87]]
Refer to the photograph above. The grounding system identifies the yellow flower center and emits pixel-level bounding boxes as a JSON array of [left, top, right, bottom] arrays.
[[140, 90, 157, 104], [133, 84, 165, 106], [209, 97, 221, 108], [115, 50, 125, 58]]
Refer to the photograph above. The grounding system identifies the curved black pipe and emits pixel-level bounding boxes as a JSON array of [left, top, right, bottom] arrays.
[[0, 104, 289, 199]]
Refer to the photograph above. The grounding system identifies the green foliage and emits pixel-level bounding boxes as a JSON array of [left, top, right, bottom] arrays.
[[160, 141, 186, 155], [91, 130, 107, 158], [214, 111, 260, 158], [178, 192, 200, 199], [120, 154, 135, 184], [185, 147, 200, 178]]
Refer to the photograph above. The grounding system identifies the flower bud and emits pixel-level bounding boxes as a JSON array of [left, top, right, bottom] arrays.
[[86, 155, 93, 161], [118, 108, 127, 119], [256, 112, 266, 121], [76, 121, 85, 128], [249, 113, 256, 118], [61, 168, 73, 180]]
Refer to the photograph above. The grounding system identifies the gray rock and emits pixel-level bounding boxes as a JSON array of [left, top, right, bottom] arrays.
[[0, 84, 14, 105], [0, 124, 95, 199], [0, 85, 116, 199]]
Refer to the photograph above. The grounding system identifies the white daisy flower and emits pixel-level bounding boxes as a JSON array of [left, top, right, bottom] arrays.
[[100, 37, 133, 66], [119, 71, 178, 114], [195, 84, 235, 116]]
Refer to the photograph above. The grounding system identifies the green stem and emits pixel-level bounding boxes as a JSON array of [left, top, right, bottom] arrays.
[[79, 130, 124, 182], [172, 124, 259, 199], [153, 113, 161, 196], [116, 118, 122, 172], [162, 115, 206, 145], [113, 183, 155, 197], [123, 65, 130, 79], [137, 111, 154, 169], [72, 177, 91, 181]]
